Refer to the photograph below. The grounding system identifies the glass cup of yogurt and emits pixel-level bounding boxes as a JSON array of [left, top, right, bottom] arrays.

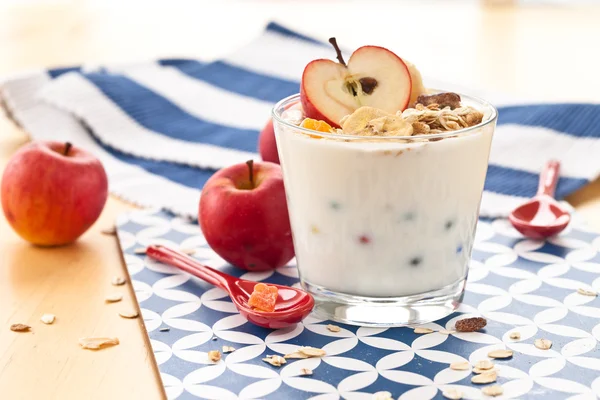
[[272, 92, 498, 326]]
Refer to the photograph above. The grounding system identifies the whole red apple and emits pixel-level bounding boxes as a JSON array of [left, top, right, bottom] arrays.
[[258, 119, 279, 164], [199, 160, 294, 271], [1, 141, 108, 246]]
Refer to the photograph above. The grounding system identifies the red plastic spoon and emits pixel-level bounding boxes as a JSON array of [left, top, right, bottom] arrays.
[[146, 245, 314, 329], [509, 160, 571, 239]]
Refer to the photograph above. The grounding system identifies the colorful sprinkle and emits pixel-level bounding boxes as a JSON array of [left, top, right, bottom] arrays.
[[456, 245, 463, 254], [359, 235, 371, 244], [403, 212, 415, 221], [410, 257, 422, 267]]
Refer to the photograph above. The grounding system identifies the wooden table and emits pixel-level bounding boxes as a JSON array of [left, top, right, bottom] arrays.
[[1, 2, 599, 399]]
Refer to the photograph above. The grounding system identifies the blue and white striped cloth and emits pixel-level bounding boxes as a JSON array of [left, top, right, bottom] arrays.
[[2, 23, 599, 218]]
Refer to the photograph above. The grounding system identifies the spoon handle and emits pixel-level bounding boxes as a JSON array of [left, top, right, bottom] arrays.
[[538, 160, 560, 197], [146, 245, 231, 291]]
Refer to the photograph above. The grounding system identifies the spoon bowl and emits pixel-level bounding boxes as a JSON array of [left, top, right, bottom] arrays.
[[509, 160, 571, 239], [146, 245, 314, 329]]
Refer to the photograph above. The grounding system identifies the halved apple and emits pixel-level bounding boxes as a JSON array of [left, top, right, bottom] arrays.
[[301, 38, 413, 128]]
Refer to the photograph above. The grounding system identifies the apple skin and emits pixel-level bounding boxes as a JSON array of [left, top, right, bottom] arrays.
[[1, 141, 108, 246], [258, 119, 280, 164], [199, 161, 294, 271]]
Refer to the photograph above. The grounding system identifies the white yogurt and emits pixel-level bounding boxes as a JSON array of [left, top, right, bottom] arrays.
[[274, 95, 496, 298]]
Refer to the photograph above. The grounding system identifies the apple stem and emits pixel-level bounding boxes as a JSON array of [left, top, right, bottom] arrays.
[[246, 160, 254, 188], [328, 37, 346, 67], [64, 142, 72, 156]]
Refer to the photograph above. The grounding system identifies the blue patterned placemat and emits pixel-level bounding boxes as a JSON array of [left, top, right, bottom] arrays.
[[116, 209, 600, 399]]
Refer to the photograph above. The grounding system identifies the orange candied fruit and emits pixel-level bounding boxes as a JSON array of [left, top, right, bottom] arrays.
[[300, 118, 333, 133], [248, 283, 278, 312]]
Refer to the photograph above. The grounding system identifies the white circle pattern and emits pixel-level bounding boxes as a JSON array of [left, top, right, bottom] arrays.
[[116, 210, 600, 399]]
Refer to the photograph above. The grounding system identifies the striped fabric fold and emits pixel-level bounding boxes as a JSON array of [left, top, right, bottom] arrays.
[[1, 22, 599, 219]]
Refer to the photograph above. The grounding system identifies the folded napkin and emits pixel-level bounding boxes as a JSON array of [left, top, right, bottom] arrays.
[[2, 23, 599, 218]]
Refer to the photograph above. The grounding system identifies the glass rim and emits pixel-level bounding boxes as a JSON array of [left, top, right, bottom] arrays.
[[271, 91, 498, 141]]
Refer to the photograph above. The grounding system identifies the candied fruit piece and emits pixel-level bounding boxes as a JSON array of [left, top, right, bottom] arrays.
[[300, 118, 333, 133], [248, 283, 278, 312]]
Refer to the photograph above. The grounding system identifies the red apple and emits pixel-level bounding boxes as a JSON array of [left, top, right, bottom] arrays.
[[1, 141, 108, 246], [258, 119, 279, 164], [199, 160, 294, 271], [301, 38, 412, 127]]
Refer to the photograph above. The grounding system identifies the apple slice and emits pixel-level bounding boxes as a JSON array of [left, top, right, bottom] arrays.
[[301, 38, 412, 128]]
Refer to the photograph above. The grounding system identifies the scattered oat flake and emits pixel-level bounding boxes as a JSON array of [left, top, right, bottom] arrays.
[[208, 350, 221, 362], [284, 352, 309, 359], [263, 355, 286, 367], [577, 288, 598, 297], [41, 314, 56, 325], [179, 248, 196, 255], [101, 227, 116, 235], [534, 338, 552, 350], [482, 385, 503, 397], [300, 368, 313, 376], [79, 337, 119, 350], [442, 388, 463, 399], [111, 276, 126, 286], [105, 294, 123, 303], [455, 317, 487, 332], [118, 310, 139, 319], [299, 346, 326, 357], [488, 349, 513, 359], [222, 346, 235, 353], [475, 359, 494, 370], [159, 327, 170, 332], [134, 248, 147, 255], [471, 370, 497, 384], [327, 324, 341, 332], [10, 323, 31, 332], [414, 327, 434, 334], [473, 366, 497, 374], [450, 361, 470, 371], [509, 332, 521, 340], [372, 391, 393, 400], [439, 329, 455, 335]]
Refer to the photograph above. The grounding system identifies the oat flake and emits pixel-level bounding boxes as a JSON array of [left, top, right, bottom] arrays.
[[442, 388, 463, 399], [263, 355, 286, 367], [488, 349, 513, 359], [111, 276, 126, 286], [509, 332, 521, 340], [482, 385, 504, 397], [299, 346, 326, 357], [372, 391, 393, 400], [414, 327, 434, 334], [10, 323, 31, 332], [474, 359, 494, 370], [179, 248, 196, 255], [300, 368, 313, 376], [577, 288, 597, 297], [134, 248, 147, 255], [326, 324, 341, 333], [101, 227, 116, 235], [284, 352, 309, 359], [471, 370, 497, 384], [439, 329, 455, 335], [450, 361, 470, 371], [118, 310, 139, 319], [535, 338, 552, 350], [41, 314, 56, 325], [105, 294, 123, 303], [222, 346, 235, 353], [79, 337, 119, 350]]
